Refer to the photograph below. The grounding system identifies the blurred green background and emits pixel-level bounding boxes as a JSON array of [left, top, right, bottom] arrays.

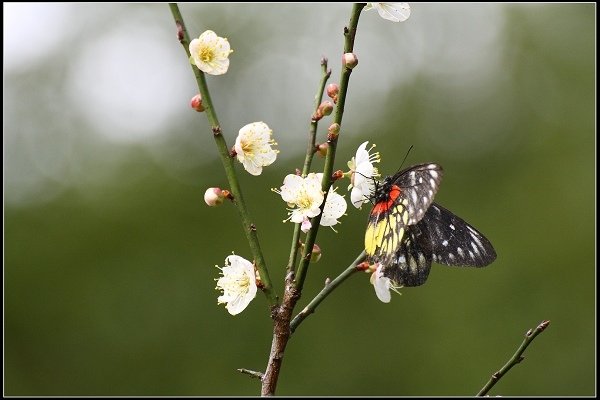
[[4, 3, 595, 396]]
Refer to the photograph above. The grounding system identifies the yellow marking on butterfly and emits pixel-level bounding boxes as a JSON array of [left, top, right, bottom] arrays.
[[365, 220, 384, 255], [364, 210, 406, 258]]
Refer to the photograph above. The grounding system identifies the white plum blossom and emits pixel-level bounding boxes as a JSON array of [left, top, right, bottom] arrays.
[[215, 255, 258, 315], [189, 30, 233, 75], [277, 173, 324, 228], [320, 189, 347, 230], [275, 173, 347, 232], [348, 141, 380, 209], [369, 264, 402, 303], [365, 3, 411, 22], [234, 122, 278, 176]]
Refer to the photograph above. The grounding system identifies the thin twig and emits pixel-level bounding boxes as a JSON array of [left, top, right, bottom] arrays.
[[169, 3, 278, 307], [237, 368, 265, 380], [477, 320, 550, 396], [290, 251, 366, 333]]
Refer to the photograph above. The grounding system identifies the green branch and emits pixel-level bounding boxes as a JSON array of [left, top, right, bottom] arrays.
[[290, 251, 366, 333], [477, 320, 551, 396], [169, 3, 278, 307], [286, 59, 331, 277], [294, 2, 366, 291]]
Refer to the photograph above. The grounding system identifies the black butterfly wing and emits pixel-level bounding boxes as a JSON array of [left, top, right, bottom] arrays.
[[424, 203, 496, 267], [391, 163, 443, 225], [382, 219, 433, 287], [383, 202, 496, 287]]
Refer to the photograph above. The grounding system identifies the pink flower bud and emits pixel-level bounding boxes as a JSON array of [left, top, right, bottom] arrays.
[[204, 187, 225, 206], [326, 83, 339, 103], [190, 94, 205, 112], [342, 52, 358, 69], [316, 143, 329, 158], [310, 243, 322, 263], [318, 100, 334, 117], [332, 170, 344, 181]]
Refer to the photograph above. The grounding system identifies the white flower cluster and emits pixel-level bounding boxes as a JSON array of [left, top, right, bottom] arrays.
[[276, 173, 347, 233]]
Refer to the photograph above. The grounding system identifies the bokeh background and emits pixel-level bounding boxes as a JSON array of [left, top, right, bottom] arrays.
[[4, 3, 595, 396]]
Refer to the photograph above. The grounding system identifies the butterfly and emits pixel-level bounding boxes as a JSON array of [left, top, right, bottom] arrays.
[[364, 163, 496, 286]]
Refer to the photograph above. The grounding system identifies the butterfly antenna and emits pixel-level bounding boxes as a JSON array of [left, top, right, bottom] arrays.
[[395, 145, 414, 175]]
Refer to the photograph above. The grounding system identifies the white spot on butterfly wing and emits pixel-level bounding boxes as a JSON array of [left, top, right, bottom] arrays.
[[411, 189, 418, 204], [409, 256, 418, 272], [470, 232, 483, 248], [471, 242, 481, 256]]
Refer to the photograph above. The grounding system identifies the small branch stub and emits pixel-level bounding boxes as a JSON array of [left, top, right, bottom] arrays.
[[238, 368, 264, 380]]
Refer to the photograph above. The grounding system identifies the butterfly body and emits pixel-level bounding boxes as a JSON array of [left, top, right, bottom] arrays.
[[365, 163, 496, 287]]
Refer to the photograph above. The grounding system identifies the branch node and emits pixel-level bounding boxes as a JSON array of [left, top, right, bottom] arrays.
[[176, 21, 184, 42]]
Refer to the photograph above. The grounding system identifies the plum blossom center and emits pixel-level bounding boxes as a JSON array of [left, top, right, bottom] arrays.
[[199, 46, 215, 63]]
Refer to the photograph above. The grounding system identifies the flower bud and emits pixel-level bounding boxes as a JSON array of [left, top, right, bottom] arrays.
[[299, 242, 322, 263], [316, 143, 329, 158], [342, 52, 358, 69], [318, 100, 334, 117], [190, 94, 205, 112], [204, 187, 228, 206], [309, 243, 322, 263], [357, 261, 371, 272], [327, 123, 340, 141], [332, 170, 344, 181], [326, 83, 339, 103]]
